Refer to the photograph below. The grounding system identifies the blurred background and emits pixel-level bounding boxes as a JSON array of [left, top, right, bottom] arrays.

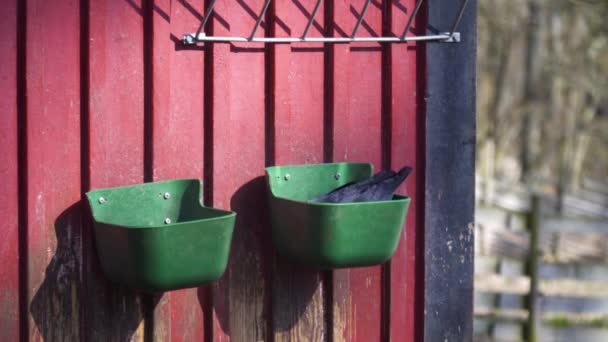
[[473, 0, 608, 341]]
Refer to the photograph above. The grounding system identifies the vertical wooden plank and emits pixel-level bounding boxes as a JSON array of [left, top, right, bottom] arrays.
[[87, 0, 146, 340], [210, 1, 271, 341], [0, 1, 19, 340], [151, 0, 207, 341], [211, 0, 269, 341], [388, 1, 424, 341], [424, 0, 476, 340], [331, 1, 384, 341], [272, 1, 326, 341], [25, 0, 82, 340]]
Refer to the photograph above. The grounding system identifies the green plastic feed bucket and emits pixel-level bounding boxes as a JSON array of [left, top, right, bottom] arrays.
[[265, 163, 410, 269], [86, 179, 235, 292]]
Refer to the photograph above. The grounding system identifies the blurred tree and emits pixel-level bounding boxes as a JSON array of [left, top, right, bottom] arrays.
[[521, 0, 542, 184], [477, 0, 608, 206]]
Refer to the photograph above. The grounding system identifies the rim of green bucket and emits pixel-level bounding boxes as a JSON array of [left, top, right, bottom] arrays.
[[265, 163, 412, 207], [86, 178, 236, 230], [265, 162, 372, 173]]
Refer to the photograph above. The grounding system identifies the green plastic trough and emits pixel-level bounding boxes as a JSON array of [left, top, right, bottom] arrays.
[[265, 163, 411, 269], [86, 179, 236, 292]]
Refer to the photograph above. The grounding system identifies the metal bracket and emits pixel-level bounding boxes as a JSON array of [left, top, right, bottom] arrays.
[[442, 32, 460, 43], [182, 0, 468, 45]]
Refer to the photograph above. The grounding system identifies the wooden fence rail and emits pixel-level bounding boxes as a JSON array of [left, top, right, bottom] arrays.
[[476, 224, 608, 264], [474, 193, 608, 341], [476, 177, 608, 218], [475, 308, 608, 328], [475, 274, 608, 298]]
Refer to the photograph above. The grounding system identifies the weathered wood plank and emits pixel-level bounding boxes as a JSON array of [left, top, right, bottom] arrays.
[[476, 223, 608, 264], [475, 307, 529, 322], [0, 1, 19, 339], [210, 1, 271, 340], [475, 224, 531, 260], [272, 1, 326, 341], [151, 0, 207, 340], [424, 0, 477, 340], [332, 0, 384, 340], [479, 178, 608, 218], [475, 274, 608, 298], [475, 308, 608, 327], [25, 0, 82, 340], [87, 0, 146, 339], [388, 0, 424, 340], [551, 232, 608, 263]]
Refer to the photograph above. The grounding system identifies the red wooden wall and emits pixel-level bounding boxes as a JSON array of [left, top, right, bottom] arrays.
[[0, 0, 425, 340]]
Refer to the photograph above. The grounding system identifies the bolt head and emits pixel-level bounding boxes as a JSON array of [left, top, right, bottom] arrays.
[[98, 197, 106, 204], [163, 192, 171, 200], [335, 172, 342, 180], [164, 218, 172, 224], [284, 174, 291, 181]]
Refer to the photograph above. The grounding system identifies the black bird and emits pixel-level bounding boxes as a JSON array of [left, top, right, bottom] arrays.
[[311, 166, 412, 203]]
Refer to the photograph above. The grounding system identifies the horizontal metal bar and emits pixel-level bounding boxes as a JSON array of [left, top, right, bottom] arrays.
[[183, 32, 459, 44]]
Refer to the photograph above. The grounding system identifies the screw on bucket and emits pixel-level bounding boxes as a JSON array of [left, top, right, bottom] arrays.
[[335, 172, 342, 180], [284, 174, 291, 181], [98, 197, 106, 204], [163, 192, 171, 200], [164, 218, 172, 224]]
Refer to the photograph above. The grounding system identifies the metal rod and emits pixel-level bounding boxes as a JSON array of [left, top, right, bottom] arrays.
[[185, 33, 454, 43], [194, 0, 218, 41], [351, 0, 372, 38], [184, 0, 466, 45], [401, 0, 425, 40], [250, 0, 272, 39], [301, 0, 323, 39], [449, 0, 469, 39]]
